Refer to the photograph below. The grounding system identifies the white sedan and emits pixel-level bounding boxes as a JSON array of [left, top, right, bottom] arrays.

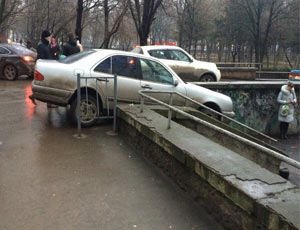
[[32, 49, 234, 126], [132, 45, 221, 82]]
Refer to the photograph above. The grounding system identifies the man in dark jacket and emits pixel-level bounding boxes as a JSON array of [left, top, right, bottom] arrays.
[[63, 33, 80, 56], [37, 30, 51, 60], [29, 30, 56, 107]]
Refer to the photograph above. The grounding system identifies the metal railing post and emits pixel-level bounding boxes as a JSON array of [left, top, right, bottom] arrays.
[[77, 73, 81, 137], [113, 74, 117, 133], [140, 96, 144, 113], [167, 93, 173, 129]]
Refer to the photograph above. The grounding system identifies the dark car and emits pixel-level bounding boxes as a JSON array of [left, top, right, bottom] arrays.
[[0, 43, 36, 80]]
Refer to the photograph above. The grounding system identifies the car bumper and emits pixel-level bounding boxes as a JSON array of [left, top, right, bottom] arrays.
[[222, 111, 235, 118], [32, 83, 72, 105], [17, 61, 35, 76], [215, 69, 221, 81]]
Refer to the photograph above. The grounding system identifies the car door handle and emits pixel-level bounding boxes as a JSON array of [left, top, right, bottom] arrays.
[[96, 78, 109, 82], [141, 84, 152, 90]]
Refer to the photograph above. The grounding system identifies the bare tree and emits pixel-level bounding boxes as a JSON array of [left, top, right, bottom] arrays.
[[129, 0, 163, 45], [100, 0, 129, 48]]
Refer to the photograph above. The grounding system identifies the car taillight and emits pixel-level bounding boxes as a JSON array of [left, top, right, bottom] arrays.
[[34, 70, 44, 81], [22, 56, 35, 62]]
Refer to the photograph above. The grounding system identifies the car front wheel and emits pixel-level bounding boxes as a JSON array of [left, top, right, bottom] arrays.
[[3, 64, 18, 81], [70, 94, 100, 127], [200, 74, 215, 82], [199, 103, 221, 120]]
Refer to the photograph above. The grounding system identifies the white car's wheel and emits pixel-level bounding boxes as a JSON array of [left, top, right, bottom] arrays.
[[199, 103, 221, 120], [71, 94, 100, 127], [3, 64, 18, 81], [200, 74, 215, 82]]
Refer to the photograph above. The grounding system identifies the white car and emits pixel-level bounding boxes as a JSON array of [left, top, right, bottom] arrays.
[[32, 49, 234, 126], [132, 45, 221, 82]]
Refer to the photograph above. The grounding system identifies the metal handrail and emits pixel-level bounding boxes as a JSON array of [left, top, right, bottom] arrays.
[[138, 90, 300, 170], [76, 74, 117, 137], [139, 90, 277, 142]]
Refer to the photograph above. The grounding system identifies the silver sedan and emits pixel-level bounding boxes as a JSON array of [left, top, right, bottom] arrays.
[[32, 49, 234, 126]]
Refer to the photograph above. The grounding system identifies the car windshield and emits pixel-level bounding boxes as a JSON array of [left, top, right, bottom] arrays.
[[10, 44, 35, 56], [58, 50, 96, 64]]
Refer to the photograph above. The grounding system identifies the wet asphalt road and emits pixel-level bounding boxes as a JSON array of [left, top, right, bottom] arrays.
[[0, 79, 224, 230]]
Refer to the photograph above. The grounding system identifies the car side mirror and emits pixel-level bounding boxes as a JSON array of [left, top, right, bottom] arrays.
[[174, 79, 179, 87]]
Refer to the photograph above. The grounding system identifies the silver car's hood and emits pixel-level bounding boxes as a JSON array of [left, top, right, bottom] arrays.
[[184, 83, 233, 112]]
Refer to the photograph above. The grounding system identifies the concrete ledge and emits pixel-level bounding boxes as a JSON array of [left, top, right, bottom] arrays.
[[219, 67, 257, 80], [117, 104, 300, 230]]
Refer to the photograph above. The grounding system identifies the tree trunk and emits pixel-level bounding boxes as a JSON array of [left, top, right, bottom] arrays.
[[75, 0, 83, 42], [102, 0, 109, 48], [0, 0, 6, 27]]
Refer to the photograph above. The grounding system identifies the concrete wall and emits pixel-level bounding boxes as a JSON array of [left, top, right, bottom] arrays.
[[196, 82, 300, 136], [219, 67, 257, 80]]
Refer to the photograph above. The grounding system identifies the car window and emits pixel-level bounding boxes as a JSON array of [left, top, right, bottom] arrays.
[[148, 50, 169, 60], [112, 55, 141, 79], [168, 50, 191, 62], [0, 47, 9, 54], [140, 58, 173, 85], [59, 50, 95, 64], [94, 57, 111, 74]]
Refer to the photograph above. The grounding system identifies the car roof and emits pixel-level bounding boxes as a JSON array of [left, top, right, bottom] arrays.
[[90, 48, 161, 60], [139, 45, 182, 51]]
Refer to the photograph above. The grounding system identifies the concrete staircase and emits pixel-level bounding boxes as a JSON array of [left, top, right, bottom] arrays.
[[117, 104, 300, 230]]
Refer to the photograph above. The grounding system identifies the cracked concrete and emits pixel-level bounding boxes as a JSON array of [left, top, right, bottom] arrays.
[[225, 175, 296, 200], [118, 103, 300, 230]]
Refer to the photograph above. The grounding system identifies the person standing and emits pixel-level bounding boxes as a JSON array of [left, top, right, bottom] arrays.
[[63, 33, 80, 56], [29, 30, 56, 107], [37, 30, 51, 60], [49, 38, 60, 60], [277, 81, 297, 139]]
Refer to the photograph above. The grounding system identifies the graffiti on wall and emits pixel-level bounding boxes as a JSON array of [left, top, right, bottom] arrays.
[[216, 88, 300, 135]]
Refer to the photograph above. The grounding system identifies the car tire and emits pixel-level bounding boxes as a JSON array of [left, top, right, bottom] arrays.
[[70, 94, 101, 127], [279, 167, 289, 179], [200, 74, 215, 82], [199, 103, 221, 120], [3, 64, 18, 81]]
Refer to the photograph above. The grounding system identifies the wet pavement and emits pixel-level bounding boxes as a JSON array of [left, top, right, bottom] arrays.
[[0, 80, 224, 230], [272, 135, 300, 188]]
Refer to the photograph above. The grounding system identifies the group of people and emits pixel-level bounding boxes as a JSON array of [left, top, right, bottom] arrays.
[[29, 30, 82, 107], [36, 30, 82, 61]]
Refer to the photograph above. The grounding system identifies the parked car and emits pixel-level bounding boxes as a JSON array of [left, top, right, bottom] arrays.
[[31, 49, 234, 127], [131, 45, 221, 82], [288, 70, 300, 81], [0, 43, 36, 80]]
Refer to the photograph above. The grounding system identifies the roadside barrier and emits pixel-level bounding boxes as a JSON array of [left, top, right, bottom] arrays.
[[76, 73, 117, 137]]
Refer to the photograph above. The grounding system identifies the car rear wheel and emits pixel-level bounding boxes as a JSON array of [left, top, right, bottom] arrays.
[[200, 74, 215, 82], [3, 64, 18, 81], [70, 94, 101, 127]]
